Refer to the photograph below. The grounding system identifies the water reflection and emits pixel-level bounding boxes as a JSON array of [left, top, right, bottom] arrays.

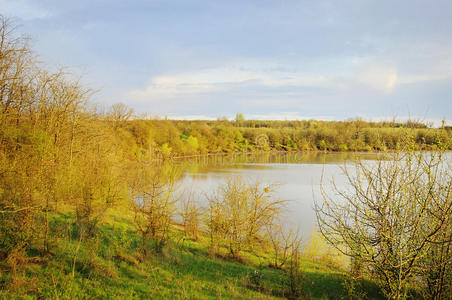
[[175, 151, 384, 168]]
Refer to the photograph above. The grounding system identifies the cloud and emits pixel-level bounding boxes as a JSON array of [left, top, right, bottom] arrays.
[[397, 73, 452, 85], [355, 56, 452, 94], [126, 56, 452, 121], [127, 65, 333, 102], [128, 73, 220, 102]]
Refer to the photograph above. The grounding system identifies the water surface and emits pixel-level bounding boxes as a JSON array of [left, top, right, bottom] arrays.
[[175, 152, 384, 238]]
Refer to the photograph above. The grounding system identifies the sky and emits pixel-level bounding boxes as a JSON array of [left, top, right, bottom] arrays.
[[1, 0, 452, 125]]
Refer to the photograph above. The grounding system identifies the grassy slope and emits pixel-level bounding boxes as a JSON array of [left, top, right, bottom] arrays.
[[0, 209, 383, 299]]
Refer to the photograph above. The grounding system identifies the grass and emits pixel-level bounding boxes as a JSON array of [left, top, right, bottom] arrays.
[[0, 209, 384, 299]]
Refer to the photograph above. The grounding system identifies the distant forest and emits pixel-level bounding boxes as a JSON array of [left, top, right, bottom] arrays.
[[120, 118, 452, 158]]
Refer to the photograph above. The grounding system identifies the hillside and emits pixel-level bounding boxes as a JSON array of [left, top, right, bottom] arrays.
[[0, 208, 384, 299]]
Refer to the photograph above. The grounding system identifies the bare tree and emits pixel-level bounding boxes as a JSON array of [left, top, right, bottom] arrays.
[[180, 191, 202, 240], [315, 150, 452, 299], [108, 102, 134, 129], [206, 177, 285, 258], [130, 162, 178, 253], [266, 224, 302, 269]]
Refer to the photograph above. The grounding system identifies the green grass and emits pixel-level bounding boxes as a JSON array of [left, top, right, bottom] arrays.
[[0, 210, 384, 299]]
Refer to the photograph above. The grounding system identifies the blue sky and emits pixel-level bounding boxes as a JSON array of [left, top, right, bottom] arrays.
[[2, 0, 452, 125]]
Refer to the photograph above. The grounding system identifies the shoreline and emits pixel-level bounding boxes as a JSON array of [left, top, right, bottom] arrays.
[[161, 146, 450, 160]]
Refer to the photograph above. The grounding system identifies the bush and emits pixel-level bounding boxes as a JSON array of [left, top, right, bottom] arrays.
[[206, 178, 285, 258]]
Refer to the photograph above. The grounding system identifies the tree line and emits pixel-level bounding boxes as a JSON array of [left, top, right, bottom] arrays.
[[120, 117, 451, 158]]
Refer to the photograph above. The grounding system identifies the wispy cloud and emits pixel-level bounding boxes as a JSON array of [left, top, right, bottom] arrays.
[[127, 65, 334, 102]]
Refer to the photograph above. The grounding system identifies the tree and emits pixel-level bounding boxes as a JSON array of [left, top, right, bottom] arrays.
[[315, 149, 452, 299], [108, 102, 134, 129], [206, 178, 284, 258], [0, 17, 55, 259], [130, 162, 178, 253], [72, 116, 124, 237], [235, 113, 245, 123], [266, 225, 302, 269], [180, 192, 202, 240]]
